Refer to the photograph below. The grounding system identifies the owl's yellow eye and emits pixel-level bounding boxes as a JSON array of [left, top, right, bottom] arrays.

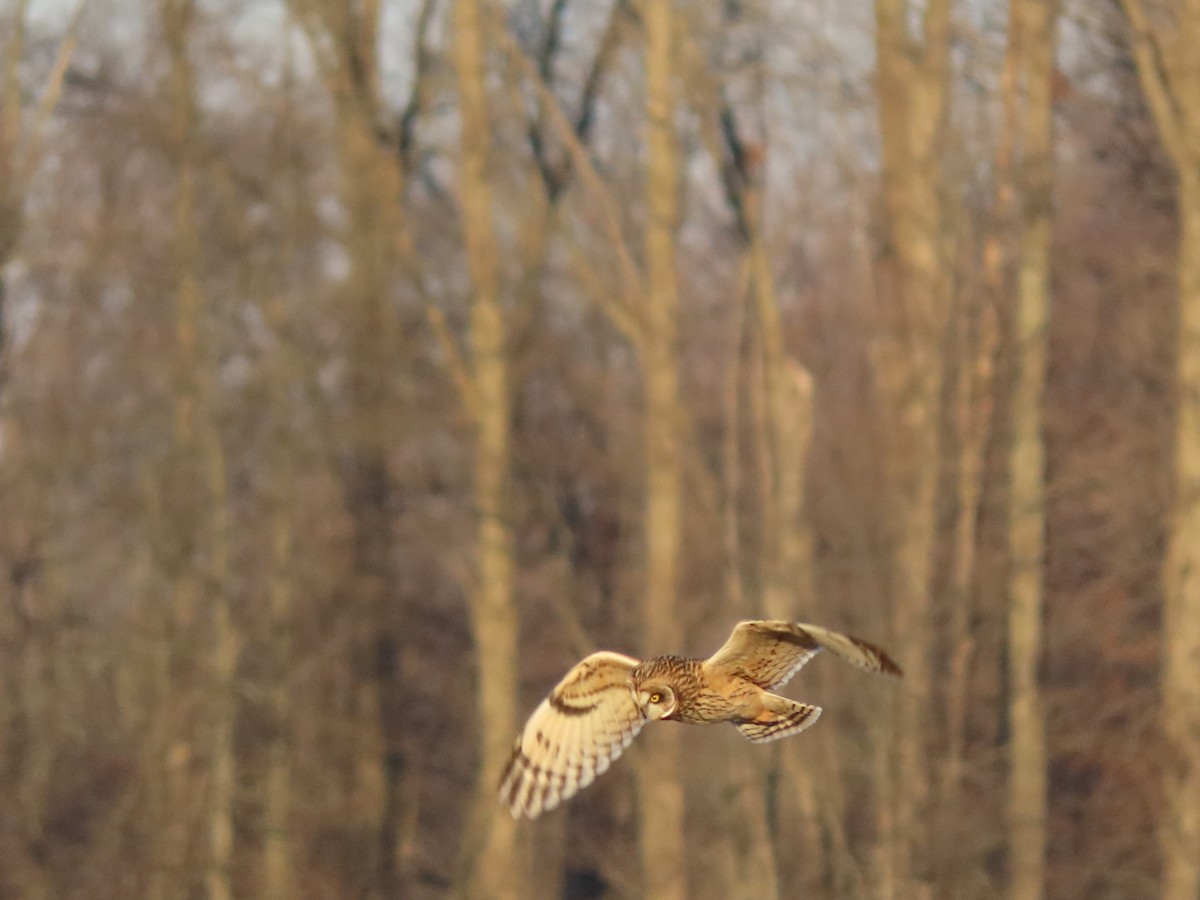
[[649, 692, 662, 704]]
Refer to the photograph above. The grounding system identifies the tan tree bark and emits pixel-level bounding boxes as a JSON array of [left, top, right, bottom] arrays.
[[872, 1, 952, 897], [289, 4, 407, 894], [635, 1, 686, 898], [0, 12, 81, 896], [0, 0, 81, 311], [709, 39, 832, 896], [261, 507, 295, 900], [741, 191, 816, 628], [1118, 3, 1200, 896], [0, 2, 23, 295], [941, 19, 1016, 823], [451, 2, 523, 898], [203, 413, 234, 900], [160, 0, 202, 891], [1006, 2, 1056, 898], [1162, 173, 1200, 900], [261, 296, 296, 900], [746, 170, 818, 900], [936, 260, 999, 900], [253, 52, 310, 900], [716, 270, 764, 900], [500, 15, 700, 894], [710, 261, 786, 900], [160, 3, 237, 897], [757, 358, 826, 900]]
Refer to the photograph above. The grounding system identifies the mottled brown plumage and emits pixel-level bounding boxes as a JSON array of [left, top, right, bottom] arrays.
[[499, 620, 902, 819]]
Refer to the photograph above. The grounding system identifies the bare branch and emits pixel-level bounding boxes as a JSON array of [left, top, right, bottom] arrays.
[[397, 0, 438, 175], [491, 3, 645, 314], [539, 0, 571, 83], [21, 0, 91, 179], [718, 102, 753, 242], [573, 1, 626, 144], [1, 1, 30, 157], [1119, 0, 1186, 167], [426, 306, 480, 422], [524, 0, 629, 204], [563, 235, 644, 352]]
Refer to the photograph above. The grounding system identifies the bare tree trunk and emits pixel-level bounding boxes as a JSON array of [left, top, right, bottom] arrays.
[[0, 0, 78, 364], [1161, 173, 1200, 900], [4, 564, 52, 900], [941, 18, 1014, 828], [752, 257, 824, 898], [714, 102, 822, 900], [0, 2, 25, 389], [452, 2, 523, 898], [711, 261, 774, 900], [289, 4, 408, 894], [708, 260, 787, 900], [636, 1, 686, 897], [941, 298, 994, 806], [0, 11, 80, 896], [161, 4, 238, 896], [204, 418, 234, 900], [937, 280, 998, 900], [1114, 5, 1200, 896], [1006, 2, 1056, 898], [161, 3, 228, 895], [750, 232, 815, 625], [722, 261, 749, 618], [261, 296, 296, 900], [872, 2, 951, 897], [254, 50, 312, 899], [261, 509, 294, 900], [759, 349, 827, 900]]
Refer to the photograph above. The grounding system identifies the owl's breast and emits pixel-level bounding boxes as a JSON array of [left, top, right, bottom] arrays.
[[680, 672, 766, 724], [674, 687, 737, 723]]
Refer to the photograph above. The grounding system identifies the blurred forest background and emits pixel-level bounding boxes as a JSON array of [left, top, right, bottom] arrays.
[[3, 0, 1200, 898]]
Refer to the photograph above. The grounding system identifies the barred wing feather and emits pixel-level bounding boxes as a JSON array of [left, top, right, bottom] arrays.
[[704, 620, 902, 690], [500, 651, 645, 819]]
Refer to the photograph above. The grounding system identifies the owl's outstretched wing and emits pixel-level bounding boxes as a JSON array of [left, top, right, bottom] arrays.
[[500, 651, 645, 819], [703, 620, 903, 690]]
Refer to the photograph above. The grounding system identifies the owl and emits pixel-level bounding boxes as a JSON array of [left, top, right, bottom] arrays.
[[499, 619, 902, 819]]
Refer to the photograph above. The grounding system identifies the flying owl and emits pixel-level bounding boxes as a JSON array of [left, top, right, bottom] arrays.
[[499, 619, 902, 819]]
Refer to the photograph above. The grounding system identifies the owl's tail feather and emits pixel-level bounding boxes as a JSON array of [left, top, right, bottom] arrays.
[[736, 697, 821, 743]]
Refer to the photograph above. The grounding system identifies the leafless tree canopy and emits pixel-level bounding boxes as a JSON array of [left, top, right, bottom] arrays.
[[0, 1, 1191, 898]]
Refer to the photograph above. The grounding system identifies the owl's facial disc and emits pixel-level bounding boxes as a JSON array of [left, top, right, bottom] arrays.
[[637, 684, 677, 721]]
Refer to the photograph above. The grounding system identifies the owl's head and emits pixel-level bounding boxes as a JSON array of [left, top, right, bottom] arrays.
[[635, 683, 678, 721]]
